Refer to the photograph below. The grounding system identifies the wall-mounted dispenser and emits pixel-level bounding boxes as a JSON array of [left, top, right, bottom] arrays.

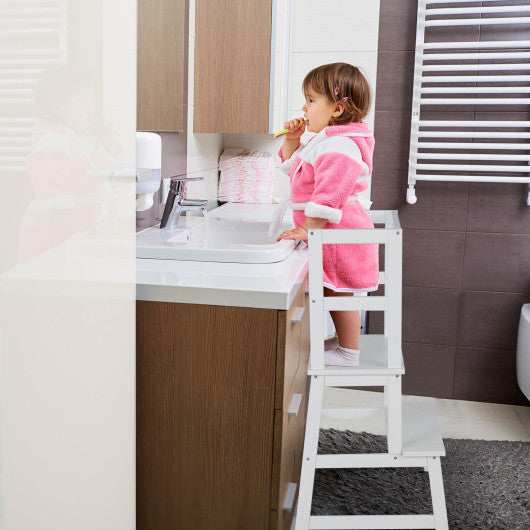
[[136, 131, 161, 211]]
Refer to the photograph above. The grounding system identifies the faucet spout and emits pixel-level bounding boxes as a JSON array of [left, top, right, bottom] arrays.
[[160, 176, 207, 230]]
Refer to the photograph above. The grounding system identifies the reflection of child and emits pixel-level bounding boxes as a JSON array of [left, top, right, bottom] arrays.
[[17, 66, 121, 263], [277, 63, 379, 367]]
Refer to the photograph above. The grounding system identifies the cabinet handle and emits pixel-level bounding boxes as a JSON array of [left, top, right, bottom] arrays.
[[291, 306, 305, 324], [287, 393, 302, 417], [283, 482, 298, 512]]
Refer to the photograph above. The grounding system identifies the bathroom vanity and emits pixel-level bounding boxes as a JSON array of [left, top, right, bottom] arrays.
[[136, 205, 310, 529]]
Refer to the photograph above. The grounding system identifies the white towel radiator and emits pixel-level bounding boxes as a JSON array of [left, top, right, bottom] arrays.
[[408, 0, 530, 206]]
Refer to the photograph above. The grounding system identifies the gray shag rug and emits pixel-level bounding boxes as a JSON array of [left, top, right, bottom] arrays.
[[313, 429, 530, 529]]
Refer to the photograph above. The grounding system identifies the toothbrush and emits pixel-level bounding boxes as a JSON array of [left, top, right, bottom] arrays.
[[274, 117, 308, 139]]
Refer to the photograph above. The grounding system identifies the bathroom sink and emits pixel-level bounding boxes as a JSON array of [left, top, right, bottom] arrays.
[[136, 216, 298, 263]]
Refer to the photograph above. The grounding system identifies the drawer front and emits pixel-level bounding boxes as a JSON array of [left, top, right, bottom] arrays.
[[275, 284, 305, 409], [270, 361, 309, 529]]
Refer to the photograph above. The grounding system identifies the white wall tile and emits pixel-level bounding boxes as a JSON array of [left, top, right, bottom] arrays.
[[292, 0, 380, 53], [188, 34, 195, 104], [183, 167, 219, 202], [187, 127, 223, 173], [223, 134, 280, 158]]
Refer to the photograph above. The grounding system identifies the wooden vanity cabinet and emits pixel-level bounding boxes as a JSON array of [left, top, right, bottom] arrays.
[[136, 273, 310, 530], [137, 0, 185, 131], [193, 0, 273, 133]]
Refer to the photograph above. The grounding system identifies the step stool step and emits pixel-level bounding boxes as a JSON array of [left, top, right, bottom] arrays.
[[307, 513, 436, 529], [308, 335, 405, 376], [403, 402, 445, 457]]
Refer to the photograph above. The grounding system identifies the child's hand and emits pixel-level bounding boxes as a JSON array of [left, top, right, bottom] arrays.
[[276, 226, 307, 242], [283, 117, 307, 140]]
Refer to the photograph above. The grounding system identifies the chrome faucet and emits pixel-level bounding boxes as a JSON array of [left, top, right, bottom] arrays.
[[160, 176, 208, 230]]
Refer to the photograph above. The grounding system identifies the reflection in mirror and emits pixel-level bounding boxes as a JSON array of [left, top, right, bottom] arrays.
[[0, 1, 135, 528]]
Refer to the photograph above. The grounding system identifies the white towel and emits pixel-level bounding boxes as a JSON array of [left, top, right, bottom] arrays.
[[218, 149, 274, 203]]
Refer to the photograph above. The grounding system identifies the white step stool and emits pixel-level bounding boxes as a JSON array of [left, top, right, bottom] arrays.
[[294, 210, 448, 530]]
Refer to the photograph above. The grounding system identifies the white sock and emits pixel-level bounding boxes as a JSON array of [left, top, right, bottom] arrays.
[[324, 334, 339, 351], [324, 344, 360, 367]]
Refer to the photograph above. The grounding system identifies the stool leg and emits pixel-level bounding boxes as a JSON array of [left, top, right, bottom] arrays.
[[387, 375, 402, 454], [294, 376, 324, 530], [427, 456, 449, 530]]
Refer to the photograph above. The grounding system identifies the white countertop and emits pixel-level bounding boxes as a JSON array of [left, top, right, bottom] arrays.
[[136, 203, 308, 310]]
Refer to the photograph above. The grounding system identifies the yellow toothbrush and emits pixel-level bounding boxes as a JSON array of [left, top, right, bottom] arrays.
[[274, 117, 308, 138]]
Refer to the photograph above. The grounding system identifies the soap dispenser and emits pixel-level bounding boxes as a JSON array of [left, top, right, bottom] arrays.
[[136, 132, 161, 211]]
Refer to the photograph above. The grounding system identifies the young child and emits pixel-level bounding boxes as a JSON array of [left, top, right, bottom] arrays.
[[277, 62, 379, 367]]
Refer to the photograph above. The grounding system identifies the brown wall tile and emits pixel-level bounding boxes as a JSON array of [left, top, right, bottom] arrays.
[[402, 286, 460, 345], [371, 172, 469, 231], [479, 6, 530, 43], [378, 0, 418, 51], [453, 346, 527, 405], [458, 291, 530, 350], [375, 51, 415, 111], [402, 342, 456, 399], [424, 19, 480, 44], [373, 111, 411, 171], [403, 229, 465, 289], [462, 233, 530, 293], [467, 182, 530, 234]]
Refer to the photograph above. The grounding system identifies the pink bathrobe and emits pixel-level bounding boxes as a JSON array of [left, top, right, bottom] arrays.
[[278, 122, 379, 292]]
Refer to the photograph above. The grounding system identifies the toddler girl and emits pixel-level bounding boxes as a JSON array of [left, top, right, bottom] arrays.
[[277, 62, 379, 367]]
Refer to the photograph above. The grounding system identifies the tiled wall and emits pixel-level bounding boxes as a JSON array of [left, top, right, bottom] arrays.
[[370, 0, 530, 405], [225, 0, 381, 201]]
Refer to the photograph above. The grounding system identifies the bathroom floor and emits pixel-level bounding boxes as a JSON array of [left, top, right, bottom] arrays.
[[322, 388, 530, 442]]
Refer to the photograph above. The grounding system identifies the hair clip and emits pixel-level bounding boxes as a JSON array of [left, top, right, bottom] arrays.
[[341, 97, 349, 103], [334, 86, 339, 96]]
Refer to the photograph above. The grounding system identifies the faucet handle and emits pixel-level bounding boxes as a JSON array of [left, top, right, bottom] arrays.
[[168, 175, 204, 181], [168, 175, 204, 196]]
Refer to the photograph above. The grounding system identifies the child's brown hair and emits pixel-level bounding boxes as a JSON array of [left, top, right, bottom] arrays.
[[302, 63, 371, 125]]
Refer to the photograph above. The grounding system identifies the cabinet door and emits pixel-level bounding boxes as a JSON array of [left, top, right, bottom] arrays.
[[194, 0, 272, 133], [137, 0, 185, 131], [137, 301, 277, 530]]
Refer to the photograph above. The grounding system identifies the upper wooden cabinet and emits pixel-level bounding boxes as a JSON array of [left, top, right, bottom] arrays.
[[194, 0, 288, 134], [137, 0, 185, 131]]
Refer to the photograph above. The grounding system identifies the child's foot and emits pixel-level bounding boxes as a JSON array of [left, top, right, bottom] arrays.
[[324, 334, 339, 351], [324, 345, 360, 367]]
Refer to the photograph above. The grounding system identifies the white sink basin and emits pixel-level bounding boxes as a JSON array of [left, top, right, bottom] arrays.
[[136, 216, 298, 263]]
